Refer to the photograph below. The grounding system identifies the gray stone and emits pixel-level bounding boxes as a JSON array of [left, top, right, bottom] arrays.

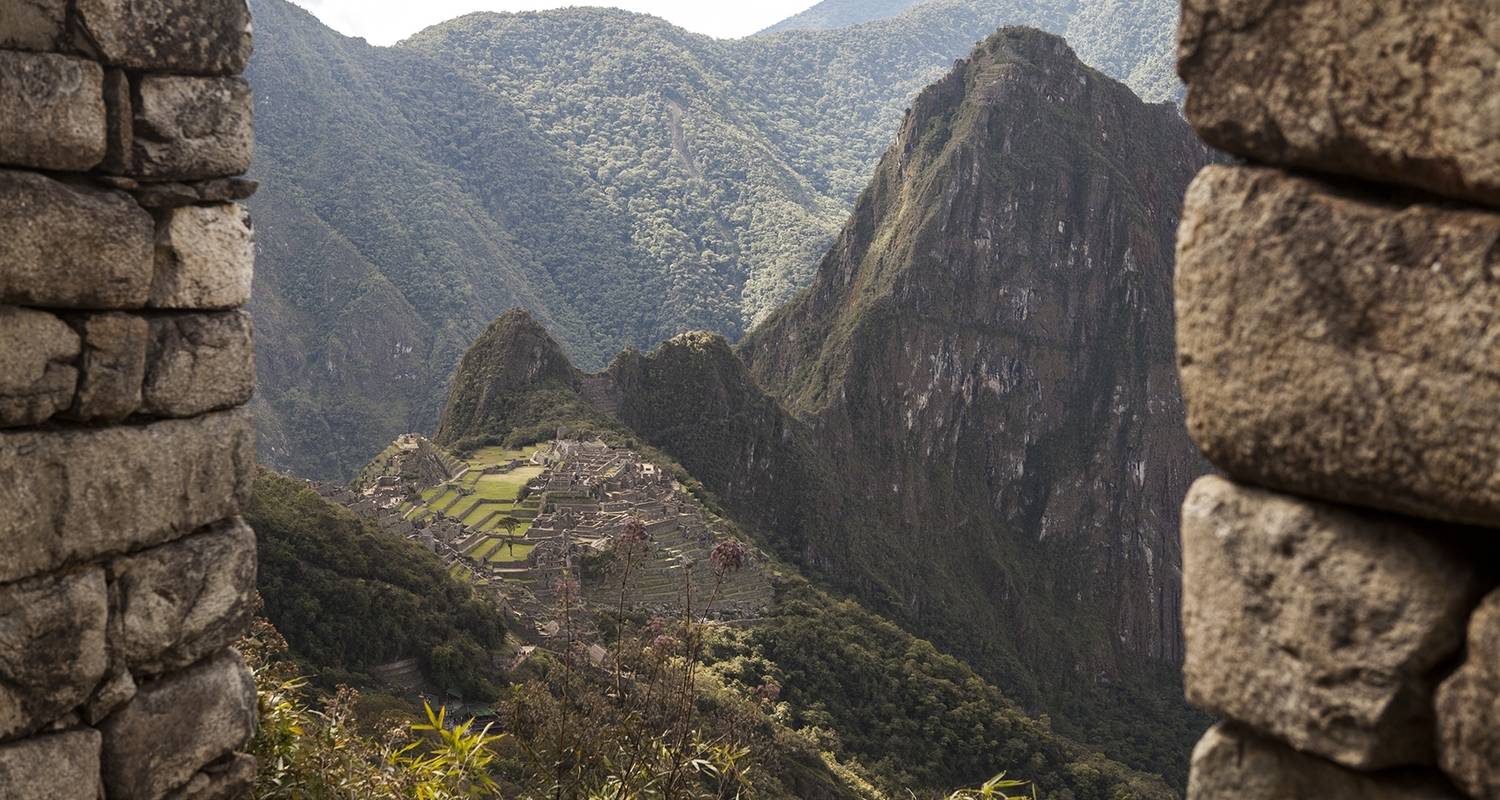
[[144, 311, 255, 415], [0, 169, 154, 309], [75, 0, 253, 75], [112, 518, 256, 677], [112, 177, 259, 208], [0, 570, 108, 741], [0, 408, 254, 584], [1182, 476, 1483, 769], [0, 306, 80, 427], [69, 312, 149, 422], [0, 0, 68, 52], [0, 729, 103, 800], [1436, 590, 1500, 800], [0, 51, 106, 171], [1189, 723, 1465, 800], [1178, 0, 1500, 208], [101, 649, 257, 800], [102, 69, 133, 174], [1177, 164, 1500, 528], [165, 753, 256, 800], [150, 204, 254, 309], [131, 76, 252, 180], [83, 668, 137, 726]]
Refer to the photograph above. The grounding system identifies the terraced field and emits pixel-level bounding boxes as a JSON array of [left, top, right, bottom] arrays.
[[409, 446, 547, 562]]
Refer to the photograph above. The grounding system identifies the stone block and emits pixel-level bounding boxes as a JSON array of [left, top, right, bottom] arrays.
[[111, 518, 256, 677], [0, 729, 103, 800], [1177, 164, 1500, 527], [1188, 723, 1465, 800], [0, 0, 68, 52], [131, 76, 252, 180], [0, 169, 154, 309], [70, 312, 149, 422], [83, 668, 137, 726], [165, 753, 256, 800], [0, 570, 108, 742], [105, 177, 259, 209], [0, 306, 80, 427], [0, 51, 106, 171], [1436, 590, 1500, 799], [0, 408, 254, 584], [102, 69, 133, 173], [75, 0, 253, 75], [1182, 476, 1484, 769], [101, 649, 256, 800], [1178, 0, 1500, 208], [150, 204, 255, 309], [144, 311, 255, 415]]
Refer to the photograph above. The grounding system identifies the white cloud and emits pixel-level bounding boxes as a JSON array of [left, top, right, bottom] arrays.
[[288, 0, 820, 45]]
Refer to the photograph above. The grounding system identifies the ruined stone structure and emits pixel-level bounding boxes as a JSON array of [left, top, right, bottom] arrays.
[[1173, 2, 1500, 798], [0, 2, 259, 797]]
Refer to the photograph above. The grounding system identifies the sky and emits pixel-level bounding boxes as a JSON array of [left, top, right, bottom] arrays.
[[289, 0, 820, 45]]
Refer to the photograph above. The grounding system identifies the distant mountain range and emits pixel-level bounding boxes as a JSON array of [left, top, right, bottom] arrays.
[[433, 26, 1215, 786], [245, 0, 1184, 479]]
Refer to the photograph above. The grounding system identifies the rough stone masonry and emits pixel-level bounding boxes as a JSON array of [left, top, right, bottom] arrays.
[[1174, 1, 1500, 798], [0, 0, 259, 797]]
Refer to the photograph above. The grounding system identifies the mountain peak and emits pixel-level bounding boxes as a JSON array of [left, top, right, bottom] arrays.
[[433, 308, 582, 445]]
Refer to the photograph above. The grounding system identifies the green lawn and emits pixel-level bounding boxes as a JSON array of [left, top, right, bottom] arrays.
[[468, 539, 501, 560], [486, 541, 535, 563]]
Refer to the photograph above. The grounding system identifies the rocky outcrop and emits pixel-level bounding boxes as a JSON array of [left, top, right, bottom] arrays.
[[0, 1, 260, 795], [1172, 1, 1500, 797], [434, 308, 584, 446]]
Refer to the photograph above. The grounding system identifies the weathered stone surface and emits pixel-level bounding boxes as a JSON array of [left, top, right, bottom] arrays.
[[75, 0, 253, 75], [0, 51, 106, 171], [0, 306, 80, 426], [83, 668, 137, 726], [151, 204, 255, 309], [1177, 164, 1500, 528], [1182, 476, 1483, 769], [131, 76, 252, 180], [112, 518, 256, 676], [166, 753, 256, 800], [1178, 1, 1500, 208], [1436, 590, 1500, 800], [0, 0, 68, 52], [1188, 723, 1465, 800], [101, 649, 257, 800], [0, 729, 103, 800], [69, 312, 149, 422], [0, 570, 108, 741], [0, 408, 254, 584], [144, 311, 255, 415], [102, 69, 133, 174], [0, 169, 154, 309], [107, 177, 260, 208]]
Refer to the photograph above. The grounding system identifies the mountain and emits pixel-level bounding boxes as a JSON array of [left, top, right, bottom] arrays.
[[434, 28, 1217, 784], [245, 0, 1182, 480], [759, 0, 1183, 104]]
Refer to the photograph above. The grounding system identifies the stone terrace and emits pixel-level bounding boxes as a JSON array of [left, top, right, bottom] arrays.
[[0, 1, 259, 797]]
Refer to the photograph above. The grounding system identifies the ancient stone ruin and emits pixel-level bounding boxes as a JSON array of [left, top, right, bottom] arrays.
[[0, 1, 259, 797], [1173, 2, 1500, 798]]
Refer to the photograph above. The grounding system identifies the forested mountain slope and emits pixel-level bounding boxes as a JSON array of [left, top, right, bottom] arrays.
[[434, 29, 1217, 785], [246, 0, 1181, 480]]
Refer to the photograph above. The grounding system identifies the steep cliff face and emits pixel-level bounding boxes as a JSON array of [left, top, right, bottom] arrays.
[[742, 26, 1211, 672]]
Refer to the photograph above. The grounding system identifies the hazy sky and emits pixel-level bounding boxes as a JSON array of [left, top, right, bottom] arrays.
[[289, 0, 820, 45]]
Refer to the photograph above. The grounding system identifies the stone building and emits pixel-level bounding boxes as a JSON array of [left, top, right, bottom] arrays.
[[0, 1, 259, 798], [1172, 2, 1500, 798]]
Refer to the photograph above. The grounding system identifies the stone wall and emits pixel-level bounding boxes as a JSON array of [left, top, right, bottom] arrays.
[[0, 2, 258, 798], [1173, 2, 1500, 798]]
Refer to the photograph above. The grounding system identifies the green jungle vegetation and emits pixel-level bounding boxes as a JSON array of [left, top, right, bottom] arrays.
[[245, 0, 1181, 480], [245, 469, 508, 698]]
